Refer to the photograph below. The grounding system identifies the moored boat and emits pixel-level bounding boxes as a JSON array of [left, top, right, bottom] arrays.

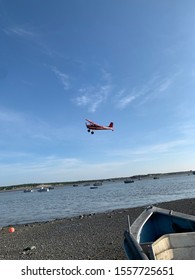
[[23, 189, 34, 193], [123, 206, 195, 260], [37, 187, 49, 192], [93, 182, 102, 186], [124, 179, 134, 183]]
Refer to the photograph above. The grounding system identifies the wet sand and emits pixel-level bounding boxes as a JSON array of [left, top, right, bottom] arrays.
[[0, 198, 194, 260]]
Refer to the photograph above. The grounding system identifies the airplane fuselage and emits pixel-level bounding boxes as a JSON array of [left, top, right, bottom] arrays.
[[86, 124, 113, 131], [85, 119, 114, 134]]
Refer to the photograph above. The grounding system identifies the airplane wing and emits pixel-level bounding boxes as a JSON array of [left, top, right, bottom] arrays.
[[85, 119, 99, 125]]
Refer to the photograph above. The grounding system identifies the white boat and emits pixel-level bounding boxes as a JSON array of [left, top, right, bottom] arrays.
[[37, 187, 49, 192]]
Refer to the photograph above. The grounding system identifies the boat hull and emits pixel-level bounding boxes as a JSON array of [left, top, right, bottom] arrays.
[[37, 187, 49, 192], [124, 180, 134, 183], [124, 206, 195, 260]]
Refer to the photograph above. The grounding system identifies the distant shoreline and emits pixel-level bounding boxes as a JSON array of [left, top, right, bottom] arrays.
[[0, 170, 194, 192]]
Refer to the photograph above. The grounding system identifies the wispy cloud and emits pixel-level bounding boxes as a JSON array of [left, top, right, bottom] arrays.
[[116, 88, 137, 108], [3, 25, 35, 39], [0, 155, 83, 185], [76, 85, 111, 112], [3, 24, 61, 59], [118, 95, 137, 108], [51, 66, 70, 90], [74, 70, 112, 112], [110, 135, 189, 159], [139, 76, 173, 105], [105, 119, 195, 163], [0, 151, 32, 161], [116, 74, 174, 109]]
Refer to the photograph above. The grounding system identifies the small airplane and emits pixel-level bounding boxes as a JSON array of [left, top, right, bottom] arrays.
[[85, 119, 114, 134]]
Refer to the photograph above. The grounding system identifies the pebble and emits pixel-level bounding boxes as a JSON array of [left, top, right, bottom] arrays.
[[23, 246, 36, 254]]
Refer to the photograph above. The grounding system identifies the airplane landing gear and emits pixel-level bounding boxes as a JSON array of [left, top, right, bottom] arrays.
[[87, 129, 94, 134]]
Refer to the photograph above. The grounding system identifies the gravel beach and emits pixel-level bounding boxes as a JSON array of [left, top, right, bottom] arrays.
[[0, 198, 194, 260]]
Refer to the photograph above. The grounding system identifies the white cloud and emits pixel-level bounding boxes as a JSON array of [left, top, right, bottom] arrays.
[[77, 85, 111, 112], [0, 156, 83, 185], [3, 25, 35, 39], [116, 74, 174, 109], [140, 75, 175, 105], [76, 94, 91, 106], [110, 139, 188, 159], [51, 67, 70, 90], [117, 94, 136, 108], [74, 71, 112, 112], [158, 79, 172, 92], [3, 24, 67, 60]]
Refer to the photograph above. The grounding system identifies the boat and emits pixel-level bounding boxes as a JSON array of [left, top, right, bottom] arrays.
[[37, 187, 49, 192], [93, 182, 102, 186], [23, 189, 34, 193], [123, 205, 195, 260], [90, 186, 98, 189], [124, 179, 134, 183]]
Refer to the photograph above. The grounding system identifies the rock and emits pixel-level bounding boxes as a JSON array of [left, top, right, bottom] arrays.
[[23, 246, 36, 254]]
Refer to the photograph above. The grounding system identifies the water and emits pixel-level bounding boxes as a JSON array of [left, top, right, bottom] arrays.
[[0, 174, 195, 227]]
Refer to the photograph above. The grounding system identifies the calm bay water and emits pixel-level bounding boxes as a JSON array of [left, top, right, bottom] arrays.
[[0, 174, 195, 227]]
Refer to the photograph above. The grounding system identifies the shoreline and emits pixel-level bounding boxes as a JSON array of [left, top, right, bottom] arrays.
[[1, 170, 194, 192], [0, 197, 194, 260]]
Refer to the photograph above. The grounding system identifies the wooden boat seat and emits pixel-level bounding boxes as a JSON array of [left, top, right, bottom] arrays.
[[151, 232, 195, 260]]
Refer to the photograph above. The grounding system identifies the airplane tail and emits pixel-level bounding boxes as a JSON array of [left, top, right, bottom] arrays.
[[109, 122, 114, 130]]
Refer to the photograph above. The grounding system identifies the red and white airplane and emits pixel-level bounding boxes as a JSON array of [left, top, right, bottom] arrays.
[[85, 119, 114, 134]]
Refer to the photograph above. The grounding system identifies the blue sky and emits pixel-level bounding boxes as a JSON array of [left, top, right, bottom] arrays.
[[1, 0, 195, 186]]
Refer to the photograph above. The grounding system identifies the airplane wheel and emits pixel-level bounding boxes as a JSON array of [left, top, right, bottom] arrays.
[[88, 129, 90, 132], [91, 131, 94, 134]]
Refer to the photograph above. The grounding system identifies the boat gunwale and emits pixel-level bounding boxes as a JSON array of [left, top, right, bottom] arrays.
[[131, 206, 195, 240], [124, 205, 195, 260]]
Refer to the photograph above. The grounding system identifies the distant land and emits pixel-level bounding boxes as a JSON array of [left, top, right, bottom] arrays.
[[0, 170, 195, 192]]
